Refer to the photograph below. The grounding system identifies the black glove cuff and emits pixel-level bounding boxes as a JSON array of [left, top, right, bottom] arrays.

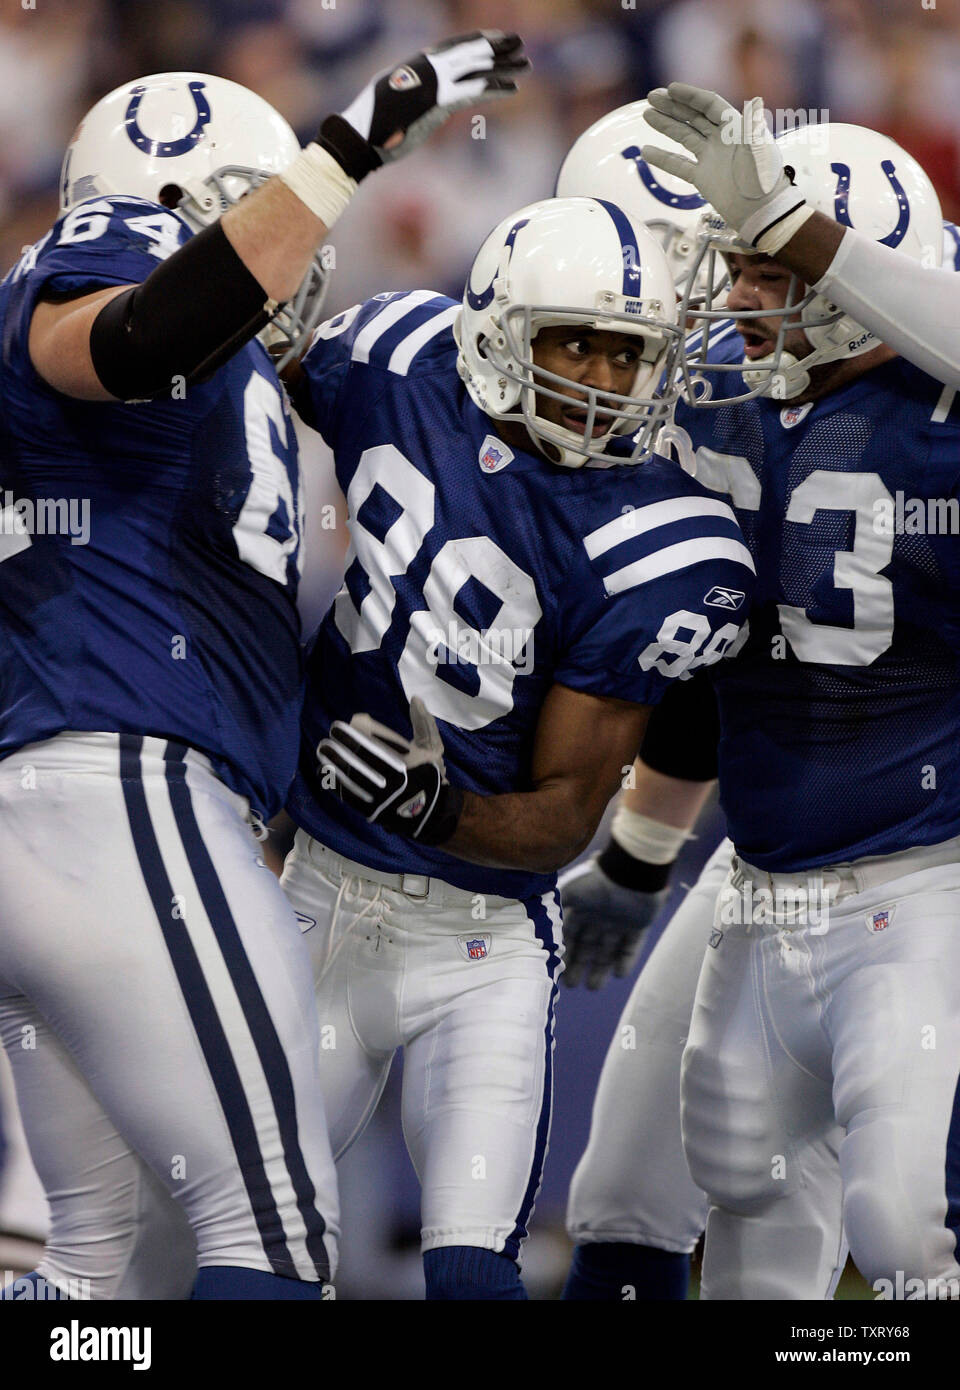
[[414, 784, 464, 847], [315, 114, 382, 183], [598, 840, 673, 893]]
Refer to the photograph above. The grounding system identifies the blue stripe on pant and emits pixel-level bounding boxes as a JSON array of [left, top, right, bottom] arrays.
[[945, 1066, 960, 1261], [118, 734, 298, 1278], [163, 741, 330, 1279], [503, 888, 563, 1261]]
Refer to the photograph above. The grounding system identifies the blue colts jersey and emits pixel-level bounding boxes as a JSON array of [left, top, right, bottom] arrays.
[[673, 353, 960, 871], [0, 197, 304, 816], [288, 291, 756, 898]]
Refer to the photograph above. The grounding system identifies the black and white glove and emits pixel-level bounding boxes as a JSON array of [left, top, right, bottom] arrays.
[[317, 31, 530, 182], [317, 696, 464, 845], [559, 844, 670, 990], [642, 84, 813, 255]]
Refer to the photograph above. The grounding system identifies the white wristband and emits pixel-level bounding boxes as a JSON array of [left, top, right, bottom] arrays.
[[754, 201, 816, 257], [738, 187, 811, 253], [279, 143, 357, 229], [611, 806, 691, 865]]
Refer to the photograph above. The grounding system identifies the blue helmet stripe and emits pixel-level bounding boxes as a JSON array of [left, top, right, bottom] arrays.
[[595, 198, 643, 298], [945, 221, 960, 271]]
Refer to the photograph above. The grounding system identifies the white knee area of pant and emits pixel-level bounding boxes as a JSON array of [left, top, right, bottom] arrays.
[[842, 1120, 960, 1290], [701, 1203, 841, 1301], [38, 1163, 197, 1300]]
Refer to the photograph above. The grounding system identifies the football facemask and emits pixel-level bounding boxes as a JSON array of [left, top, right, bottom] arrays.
[[456, 197, 684, 467]]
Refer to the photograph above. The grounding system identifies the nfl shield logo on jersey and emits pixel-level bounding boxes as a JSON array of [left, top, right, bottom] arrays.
[[779, 402, 814, 429], [479, 435, 513, 473], [458, 934, 492, 961]]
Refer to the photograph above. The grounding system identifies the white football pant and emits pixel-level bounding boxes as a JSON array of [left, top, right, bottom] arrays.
[[0, 733, 339, 1298], [281, 831, 563, 1259], [685, 842, 960, 1300], [566, 838, 730, 1253]]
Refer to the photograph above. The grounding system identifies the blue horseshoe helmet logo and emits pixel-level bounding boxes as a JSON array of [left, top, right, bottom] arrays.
[[466, 218, 530, 311], [125, 80, 212, 158], [620, 145, 706, 211], [830, 159, 910, 247]]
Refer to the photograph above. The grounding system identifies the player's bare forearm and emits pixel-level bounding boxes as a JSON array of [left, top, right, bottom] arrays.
[[445, 782, 607, 873], [773, 210, 846, 286], [441, 685, 650, 873], [221, 178, 327, 306]]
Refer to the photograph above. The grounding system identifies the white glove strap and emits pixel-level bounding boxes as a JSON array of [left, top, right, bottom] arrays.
[[739, 188, 812, 254], [611, 806, 691, 865], [279, 143, 357, 229], [754, 201, 817, 257]]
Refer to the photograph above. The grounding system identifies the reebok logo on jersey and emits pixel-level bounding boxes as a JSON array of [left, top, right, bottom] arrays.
[[703, 585, 746, 610], [295, 912, 316, 933], [479, 435, 513, 473], [389, 65, 421, 91], [779, 401, 813, 429]]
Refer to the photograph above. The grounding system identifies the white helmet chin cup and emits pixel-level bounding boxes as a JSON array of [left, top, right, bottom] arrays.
[[456, 196, 682, 468], [59, 71, 330, 366], [556, 100, 728, 304], [678, 122, 943, 405]]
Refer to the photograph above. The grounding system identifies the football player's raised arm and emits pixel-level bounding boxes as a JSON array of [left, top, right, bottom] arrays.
[[30, 31, 529, 402], [640, 84, 960, 389], [777, 216, 960, 390], [444, 684, 652, 874]]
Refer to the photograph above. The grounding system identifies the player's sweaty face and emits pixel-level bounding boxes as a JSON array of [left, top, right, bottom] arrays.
[[530, 326, 642, 437], [725, 252, 811, 363]]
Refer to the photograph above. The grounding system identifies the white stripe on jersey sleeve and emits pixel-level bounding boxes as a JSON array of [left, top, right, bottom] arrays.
[[683, 316, 738, 355], [932, 385, 956, 423], [387, 304, 460, 376], [603, 536, 755, 596], [584, 496, 738, 560], [350, 290, 443, 365]]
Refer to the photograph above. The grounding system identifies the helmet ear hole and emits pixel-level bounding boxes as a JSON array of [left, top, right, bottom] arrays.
[[158, 183, 185, 209]]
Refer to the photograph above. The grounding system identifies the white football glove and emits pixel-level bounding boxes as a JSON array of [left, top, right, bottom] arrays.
[[641, 84, 813, 253], [559, 857, 668, 990]]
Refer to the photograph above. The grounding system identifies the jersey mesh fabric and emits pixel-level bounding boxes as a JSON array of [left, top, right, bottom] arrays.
[[675, 356, 960, 869]]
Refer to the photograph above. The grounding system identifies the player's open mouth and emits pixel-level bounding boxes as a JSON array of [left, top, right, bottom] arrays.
[[738, 327, 775, 361], [562, 406, 609, 437]]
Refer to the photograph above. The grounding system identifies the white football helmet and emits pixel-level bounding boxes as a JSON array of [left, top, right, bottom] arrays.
[[59, 71, 328, 366], [556, 101, 726, 302], [455, 196, 682, 467], [679, 122, 943, 403]]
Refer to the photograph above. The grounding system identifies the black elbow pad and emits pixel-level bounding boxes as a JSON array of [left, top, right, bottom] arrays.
[[89, 221, 278, 401]]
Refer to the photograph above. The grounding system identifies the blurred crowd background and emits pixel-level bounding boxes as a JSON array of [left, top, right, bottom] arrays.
[[0, 0, 926, 1297], [3, 0, 960, 290]]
